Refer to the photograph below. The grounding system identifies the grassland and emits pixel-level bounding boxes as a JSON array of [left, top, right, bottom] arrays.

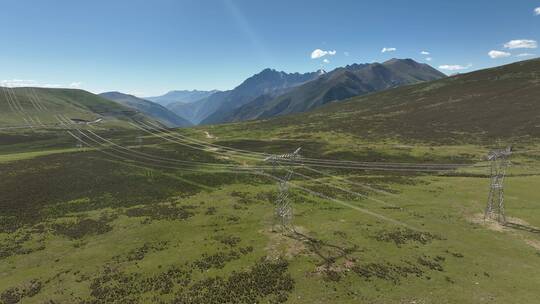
[[1, 123, 539, 304], [1, 59, 540, 303]]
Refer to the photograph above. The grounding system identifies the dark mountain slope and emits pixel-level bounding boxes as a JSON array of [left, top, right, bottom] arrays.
[[223, 59, 445, 123], [239, 58, 540, 143], [99, 92, 192, 128], [197, 69, 322, 125]]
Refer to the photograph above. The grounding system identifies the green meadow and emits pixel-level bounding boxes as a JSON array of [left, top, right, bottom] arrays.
[[1, 123, 539, 304]]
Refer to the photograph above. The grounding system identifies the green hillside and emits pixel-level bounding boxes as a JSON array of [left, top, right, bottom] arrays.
[[0, 87, 154, 129], [217, 58, 540, 144]]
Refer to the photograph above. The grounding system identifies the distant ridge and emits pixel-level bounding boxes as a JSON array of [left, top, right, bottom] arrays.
[[153, 59, 444, 126], [99, 91, 192, 128], [212, 58, 446, 124], [146, 90, 219, 106], [170, 69, 321, 125]]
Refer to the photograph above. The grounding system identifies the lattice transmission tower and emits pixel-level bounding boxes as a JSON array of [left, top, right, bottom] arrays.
[[484, 146, 512, 223], [264, 148, 302, 231]]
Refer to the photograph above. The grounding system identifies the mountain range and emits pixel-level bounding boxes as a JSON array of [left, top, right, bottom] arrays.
[[214, 58, 445, 123], [249, 58, 540, 142], [152, 59, 445, 125], [99, 92, 192, 128], [164, 68, 323, 124], [0, 59, 449, 130], [1, 58, 538, 142]]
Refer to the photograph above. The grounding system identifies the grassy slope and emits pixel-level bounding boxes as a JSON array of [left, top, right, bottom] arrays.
[[1, 60, 540, 303], [219, 58, 540, 144], [0, 87, 151, 129], [1, 128, 539, 304]]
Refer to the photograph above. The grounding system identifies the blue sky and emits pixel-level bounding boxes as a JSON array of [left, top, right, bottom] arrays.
[[0, 0, 538, 96]]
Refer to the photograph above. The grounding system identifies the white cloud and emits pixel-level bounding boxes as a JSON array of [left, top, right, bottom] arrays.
[[535, 7, 540, 15], [438, 64, 472, 71], [421, 51, 430, 55], [1, 79, 77, 89], [70, 82, 83, 88], [488, 50, 511, 59], [503, 39, 537, 49], [1, 79, 36, 87], [381, 47, 397, 53], [516, 53, 535, 57], [323, 58, 330, 64], [425, 57, 433, 61], [311, 49, 336, 59]]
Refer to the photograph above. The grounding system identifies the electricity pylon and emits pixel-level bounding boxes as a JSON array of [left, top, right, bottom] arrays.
[[264, 148, 302, 231], [484, 146, 512, 224]]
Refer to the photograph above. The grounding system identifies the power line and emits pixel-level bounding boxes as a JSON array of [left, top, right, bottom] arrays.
[[10, 100, 510, 233], [68, 128, 418, 231], [142, 120, 480, 169], [301, 166, 404, 200], [134, 121, 469, 172], [89, 125, 419, 228], [259, 171, 419, 231], [287, 167, 397, 208], [84, 129, 274, 170], [129, 123, 415, 213], [67, 130, 252, 175]]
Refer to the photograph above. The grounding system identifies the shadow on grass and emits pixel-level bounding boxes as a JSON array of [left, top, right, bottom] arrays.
[[504, 222, 540, 234], [287, 229, 358, 265]]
